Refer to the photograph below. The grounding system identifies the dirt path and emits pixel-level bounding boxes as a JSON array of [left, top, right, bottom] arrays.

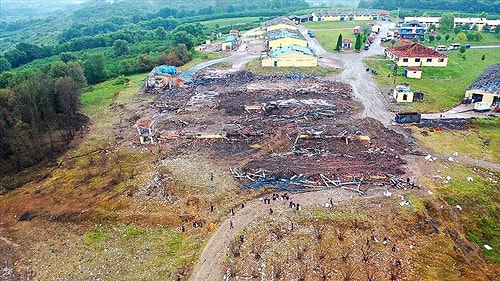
[[189, 22, 402, 280], [188, 188, 381, 281], [297, 22, 396, 126]]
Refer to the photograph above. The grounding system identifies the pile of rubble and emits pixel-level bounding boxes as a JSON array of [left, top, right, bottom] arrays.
[[143, 69, 411, 189]]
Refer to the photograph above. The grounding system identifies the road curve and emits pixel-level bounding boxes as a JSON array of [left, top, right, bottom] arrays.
[[297, 22, 396, 126], [188, 189, 374, 281]]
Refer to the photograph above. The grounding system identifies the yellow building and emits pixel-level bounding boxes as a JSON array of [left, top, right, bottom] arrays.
[[312, 10, 378, 22], [464, 64, 500, 106], [267, 28, 308, 50], [267, 23, 298, 32], [221, 35, 236, 51], [261, 45, 317, 67], [385, 43, 448, 67], [265, 17, 297, 32], [393, 83, 414, 103], [405, 67, 422, 79]]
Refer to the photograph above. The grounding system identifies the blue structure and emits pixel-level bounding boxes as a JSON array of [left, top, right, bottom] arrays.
[[153, 65, 177, 75], [400, 20, 426, 40]]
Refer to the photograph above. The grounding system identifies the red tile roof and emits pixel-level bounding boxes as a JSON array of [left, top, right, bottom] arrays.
[[342, 39, 352, 43], [406, 66, 422, 71], [386, 43, 447, 58]]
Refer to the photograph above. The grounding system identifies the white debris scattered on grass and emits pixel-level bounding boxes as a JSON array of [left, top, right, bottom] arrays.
[[484, 245, 492, 250], [456, 205, 462, 211], [452, 152, 459, 157], [446, 176, 452, 181], [399, 200, 410, 206], [488, 177, 498, 184], [424, 155, 435, 162], [428, 190, 434, 195], [448, 157, 455, 162], [384, 190, 392, 198], [467, 176, 474, 182]]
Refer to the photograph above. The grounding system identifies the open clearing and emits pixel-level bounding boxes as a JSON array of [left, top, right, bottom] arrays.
[[0, 21, 499, 281]]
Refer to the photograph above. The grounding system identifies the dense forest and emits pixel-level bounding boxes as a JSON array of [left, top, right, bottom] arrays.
[[0, 0, 309, 177], [359, 0, 500, 14]]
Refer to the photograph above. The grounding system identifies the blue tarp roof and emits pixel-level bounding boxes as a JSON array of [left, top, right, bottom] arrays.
[[153, 65, 177, 75], [269, 45, 314, 57]]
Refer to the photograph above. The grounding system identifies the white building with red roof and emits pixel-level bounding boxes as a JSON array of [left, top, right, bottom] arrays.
[[385, 43, 448, 67]]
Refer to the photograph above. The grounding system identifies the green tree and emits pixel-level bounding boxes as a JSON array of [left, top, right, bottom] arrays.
[[457, 32, 467, 41], [60, 52, 77, 63], [172, 31, 194, 50], [390, 39, 396, 46], [481, 54, 486, 61], [482, 23, 490, 32], [354, 33, 361, 52], [3, 49, 28, 68], [113, 39, 129, 56], [138, 53, 156, 72], [335, 34, 343, 51], [445, 34, 450, 41], [439, 13, 454, 31], [495, 25, 500, 34], [155, 27, 168, 40], [436, 35, 442, 42], [453, 25, 462, 34], [0, 58, 11, 73], [83, 54, 107, 84], [428, 35, 435, 43], [459, 45, 466, 54], [121, 60, 134, 75]]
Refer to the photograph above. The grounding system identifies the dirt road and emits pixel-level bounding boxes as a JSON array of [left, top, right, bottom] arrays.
[[188, 23, 406, 280], [188, 188, 385, 281], [297, 22, 396, 126]]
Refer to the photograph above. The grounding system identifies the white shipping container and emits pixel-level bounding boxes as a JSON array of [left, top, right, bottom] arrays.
[[474, 102, 490, 111]]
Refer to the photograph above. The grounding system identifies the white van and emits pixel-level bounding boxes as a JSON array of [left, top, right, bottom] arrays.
[[436, 45, 447, 51]]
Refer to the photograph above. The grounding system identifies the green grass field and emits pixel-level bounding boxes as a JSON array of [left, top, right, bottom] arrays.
[[364, 49, 500, 112], [303, 21, 374, 52]]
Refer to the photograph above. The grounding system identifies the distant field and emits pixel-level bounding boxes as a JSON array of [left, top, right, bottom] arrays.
[[364, 49, 500, 112], [200, 17, 263, 28], [313, 29, 357, 52]]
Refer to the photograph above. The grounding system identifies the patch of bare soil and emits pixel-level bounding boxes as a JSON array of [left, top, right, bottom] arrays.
[[149, 69, 411, 188]]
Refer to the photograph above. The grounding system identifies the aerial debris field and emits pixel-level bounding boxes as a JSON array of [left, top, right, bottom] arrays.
[[142, 68, 411, 193]]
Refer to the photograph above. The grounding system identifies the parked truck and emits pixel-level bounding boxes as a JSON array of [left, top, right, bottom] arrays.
[[474, 101, 490, 112], [395, 112, 421, 124]]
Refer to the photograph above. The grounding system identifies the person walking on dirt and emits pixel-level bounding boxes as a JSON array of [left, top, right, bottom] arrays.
[[229, 220, 234, 229]]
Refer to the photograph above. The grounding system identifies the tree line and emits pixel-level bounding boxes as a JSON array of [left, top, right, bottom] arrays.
[[0, 61, 87, 175], [0, 0, 310, 177]]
